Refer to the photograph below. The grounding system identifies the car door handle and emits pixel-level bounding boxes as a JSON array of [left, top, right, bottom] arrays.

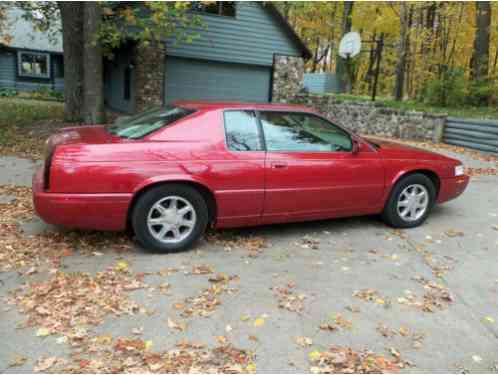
[[271, 162, 288, 169]]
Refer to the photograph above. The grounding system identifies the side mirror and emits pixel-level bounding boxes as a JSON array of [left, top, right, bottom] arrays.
[[352, 139, 360, 155]]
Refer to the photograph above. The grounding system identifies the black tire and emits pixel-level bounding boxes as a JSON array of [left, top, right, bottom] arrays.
[[132, 184, 209, 253], [382, 173, 436, 228]]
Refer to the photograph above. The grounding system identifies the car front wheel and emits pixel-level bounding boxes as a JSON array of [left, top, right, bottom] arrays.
[[382, 173, 436, 228], [132, 184, 209, 252]]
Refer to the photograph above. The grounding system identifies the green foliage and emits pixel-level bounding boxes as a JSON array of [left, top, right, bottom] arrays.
[[466, 79, 495, 106], [30, 87, 64, 102], [17, 2, 204, 58], [97, 3, 204, 56], [0, 88, 18, 97], [418, 68, 467, 107]]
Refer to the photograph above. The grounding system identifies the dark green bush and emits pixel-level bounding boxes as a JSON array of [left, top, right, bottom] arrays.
[[466, 79, 494, 106], [0, 88, 18, 97], [418, 68, 466, 107]]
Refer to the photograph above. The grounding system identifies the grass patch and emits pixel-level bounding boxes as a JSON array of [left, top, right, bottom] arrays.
[[329, 94, 498, 121], [0, 98, 65, 159]]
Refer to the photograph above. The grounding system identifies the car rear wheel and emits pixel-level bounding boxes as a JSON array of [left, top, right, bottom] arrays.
[[132, 184, 209, 252], [382, 173, 436, 228]]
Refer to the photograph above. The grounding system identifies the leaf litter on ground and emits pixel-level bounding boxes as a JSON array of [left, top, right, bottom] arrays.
[[273, 282, 306, 313], [0, 185, 133, 273], [206, 231, 266, 257], [8, 264, 147, 343], [308, 345, 409, 373]]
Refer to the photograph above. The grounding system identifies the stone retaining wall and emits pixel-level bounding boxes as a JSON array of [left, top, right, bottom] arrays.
[[291, 94, 446, 142]]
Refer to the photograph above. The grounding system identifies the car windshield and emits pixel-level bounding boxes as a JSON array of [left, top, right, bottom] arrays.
[[107, 106, 195, 139]]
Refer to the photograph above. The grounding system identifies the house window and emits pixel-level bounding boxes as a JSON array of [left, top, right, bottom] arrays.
[[18, 51, 50, 79], [191, 2, 235, 17]]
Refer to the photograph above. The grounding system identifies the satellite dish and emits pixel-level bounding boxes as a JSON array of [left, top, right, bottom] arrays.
[[339, 32, 361, 59]]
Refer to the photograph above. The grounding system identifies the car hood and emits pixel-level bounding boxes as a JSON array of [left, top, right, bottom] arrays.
[[365, 137, 458, 163]]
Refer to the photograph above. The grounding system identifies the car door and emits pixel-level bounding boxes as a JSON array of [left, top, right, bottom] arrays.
[[215, 109, 266, 228], [259, 111, 385, 224]]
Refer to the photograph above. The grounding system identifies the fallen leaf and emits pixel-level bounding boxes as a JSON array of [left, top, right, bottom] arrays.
[[173, 302, 185, 310], [216, 335, 227, 344], [399, 326, 410, 336], [483, 316, 495, 324], [8, 355, 27, 367], [240, 314, 251, 322], [34, 357, 58, 372], [295, 336, 313, 347], [309, 350, 321, 361], [190, 264, 213, 275], [254, 317, 265, 327], [56, 336, 68, 344], [132, 327, 143, 335], [36, 327, 50, 337], [246, 363, 256, 372], [145, 340, 153, 351], [167, 317, 186, 332], [115, 260, 129, 272], [389, 347, 401, 359], [445, 229, 464, 238]]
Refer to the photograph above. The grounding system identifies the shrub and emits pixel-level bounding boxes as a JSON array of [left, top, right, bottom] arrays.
[[466, 79, 494, 106], [31, 86, 64, 101], [418, 68, 466, 107], [0, 88, 18, 97]]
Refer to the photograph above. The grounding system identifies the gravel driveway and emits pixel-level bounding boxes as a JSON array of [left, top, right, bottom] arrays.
[[0, 142, 497, 373]]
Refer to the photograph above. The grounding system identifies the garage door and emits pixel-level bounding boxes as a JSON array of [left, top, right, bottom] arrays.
[[165, 56, 271, 104]]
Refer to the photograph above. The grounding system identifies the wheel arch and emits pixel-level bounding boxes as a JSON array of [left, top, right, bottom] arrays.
[[391, 169, 441, 199], [126, 179, 217, 232]]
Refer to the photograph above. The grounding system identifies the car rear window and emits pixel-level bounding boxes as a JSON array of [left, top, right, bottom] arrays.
[[107, 106, 196, 139]]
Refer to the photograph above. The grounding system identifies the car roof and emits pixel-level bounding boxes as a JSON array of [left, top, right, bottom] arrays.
[[173, 100, 313, 112]]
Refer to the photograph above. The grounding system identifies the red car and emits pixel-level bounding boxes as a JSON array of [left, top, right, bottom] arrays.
[[33, 102, 469, 252]]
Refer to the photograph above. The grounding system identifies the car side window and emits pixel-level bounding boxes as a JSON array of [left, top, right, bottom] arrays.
[[259, 111, 352, 152], [224, 111, 263, 151]]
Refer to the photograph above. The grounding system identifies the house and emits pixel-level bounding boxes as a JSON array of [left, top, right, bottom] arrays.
[[0, 2, 310, 114], [0, 7, 64, 93]]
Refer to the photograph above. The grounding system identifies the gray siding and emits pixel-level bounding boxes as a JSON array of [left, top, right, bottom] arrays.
[[166, 2, 302, 66], [165, 56, 271, 104], [0, 50, 64, 92], [0, 51, 16, 88], [304, 73, 341, 94]]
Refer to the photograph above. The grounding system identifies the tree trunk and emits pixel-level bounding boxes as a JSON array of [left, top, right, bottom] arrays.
[[493, 44, 498, 76], [393, 3, 409, 101], [336, 1, 354, 93], [82, 2, 105, 124], [58, 2, 83, 122], [470, 1, 491, 81]]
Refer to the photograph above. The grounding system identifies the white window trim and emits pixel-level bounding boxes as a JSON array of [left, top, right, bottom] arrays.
[[17, 51, 51, 79]]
